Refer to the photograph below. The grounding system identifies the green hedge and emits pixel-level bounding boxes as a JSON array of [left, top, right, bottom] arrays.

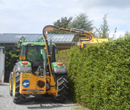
[[56, 49, 70, 68], [57, 35, 130, 110]]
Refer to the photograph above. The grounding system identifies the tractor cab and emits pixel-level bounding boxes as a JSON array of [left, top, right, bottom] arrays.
[[18, 39, 57, 75]]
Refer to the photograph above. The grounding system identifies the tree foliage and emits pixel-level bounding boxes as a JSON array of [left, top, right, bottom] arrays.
[[5, 48, 20, 81], [49, 13, 94, 34], [54, 17, 72, 28], [69, 13, 93, 31], [49, 17, 72, 34], [95, 14, 109, 38]]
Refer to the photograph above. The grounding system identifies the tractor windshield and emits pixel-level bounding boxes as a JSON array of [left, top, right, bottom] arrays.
[[27, 46, 44, 62], [20, 45, 56, 62]]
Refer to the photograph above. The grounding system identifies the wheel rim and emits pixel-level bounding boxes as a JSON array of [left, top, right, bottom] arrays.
[[9, 77, 12, 92], [13, 73, 16, 97]]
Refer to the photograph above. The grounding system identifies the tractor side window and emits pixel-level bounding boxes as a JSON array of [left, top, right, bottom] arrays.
[[20, 46, 26, 56], [52, 45, 56, 62]]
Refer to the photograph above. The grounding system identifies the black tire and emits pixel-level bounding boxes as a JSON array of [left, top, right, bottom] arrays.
[[12, 66, 26, 104], [52, 75, 68, 103], [9, 72, 13, 96]]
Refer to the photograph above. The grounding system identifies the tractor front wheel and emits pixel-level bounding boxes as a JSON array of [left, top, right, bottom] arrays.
[[52, 75, 68, 103]]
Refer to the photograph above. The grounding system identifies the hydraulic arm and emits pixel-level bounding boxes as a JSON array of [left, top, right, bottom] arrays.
[[42, 25, 93, 80]]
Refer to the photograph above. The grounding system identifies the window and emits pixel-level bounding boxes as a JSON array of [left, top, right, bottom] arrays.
[[27, 46, 44, 62]]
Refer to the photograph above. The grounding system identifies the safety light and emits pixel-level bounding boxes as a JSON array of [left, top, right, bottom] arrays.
[[27, 44, 31, 46], [22, 89, 27, 92], [39, 90, 44, 92], [19, 40, 23, 43], [57, 62, 63, 66], [21, 61, 28, 65]]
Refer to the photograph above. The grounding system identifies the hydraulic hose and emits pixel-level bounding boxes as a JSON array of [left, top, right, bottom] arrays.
[[42, 26, 57, 87]]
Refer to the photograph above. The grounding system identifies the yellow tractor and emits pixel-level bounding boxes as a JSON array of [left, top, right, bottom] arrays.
[[9, 25, 93, 104]]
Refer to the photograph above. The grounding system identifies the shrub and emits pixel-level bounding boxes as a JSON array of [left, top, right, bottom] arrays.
[[68, 35, 130, 110], [57, 34, 130, 110], [56, 49, 71, 68]]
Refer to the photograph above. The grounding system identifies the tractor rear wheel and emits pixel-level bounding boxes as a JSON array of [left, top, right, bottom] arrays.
[[12, 67, 26, 104], [52, 75, 68, 103]]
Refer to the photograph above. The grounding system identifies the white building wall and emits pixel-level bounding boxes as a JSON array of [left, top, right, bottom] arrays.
[[0, 47, 5, 83]]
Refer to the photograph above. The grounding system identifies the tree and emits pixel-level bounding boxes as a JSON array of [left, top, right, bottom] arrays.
[[112, 27, 117, 39], [69, 13, 93, 31], [95, 14, 109, 38], [49, 17, 72, 34], [54, 17, 72, 28], [101, 14, 109, 38]]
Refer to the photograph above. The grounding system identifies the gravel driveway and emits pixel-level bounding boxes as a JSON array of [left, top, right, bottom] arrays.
[[0, 83, 78, 110]]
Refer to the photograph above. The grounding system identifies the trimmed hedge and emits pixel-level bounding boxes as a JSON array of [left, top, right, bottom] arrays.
[[57, 35, 130, 110]]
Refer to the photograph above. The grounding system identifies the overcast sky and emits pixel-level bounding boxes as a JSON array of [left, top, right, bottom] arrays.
[[0, 0, 129, 38]]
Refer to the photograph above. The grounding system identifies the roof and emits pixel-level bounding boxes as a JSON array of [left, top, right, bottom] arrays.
[[21, 42, 54, 46], [0, 33, 75, 43]]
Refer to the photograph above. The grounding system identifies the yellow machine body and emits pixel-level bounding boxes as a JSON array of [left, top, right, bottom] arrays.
[[80, 38, 108, 48], [19, 73, 57, 95], [75, 31, 108, 48]]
